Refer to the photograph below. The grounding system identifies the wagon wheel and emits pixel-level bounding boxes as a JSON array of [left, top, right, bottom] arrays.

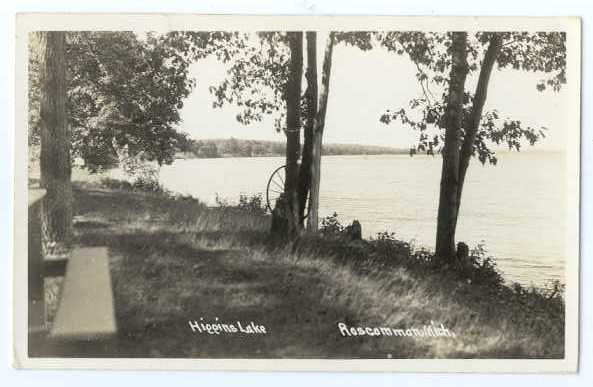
[[266, 165, 310, 220]]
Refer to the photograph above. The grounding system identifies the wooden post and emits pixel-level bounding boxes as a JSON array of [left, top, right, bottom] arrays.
[[28, 189, 46, 333]]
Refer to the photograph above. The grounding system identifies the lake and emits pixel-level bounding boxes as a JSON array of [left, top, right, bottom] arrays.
[[153, 152, 566, 288]]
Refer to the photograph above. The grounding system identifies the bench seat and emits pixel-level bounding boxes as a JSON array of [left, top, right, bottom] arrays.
[[49, 247, 117, 342]]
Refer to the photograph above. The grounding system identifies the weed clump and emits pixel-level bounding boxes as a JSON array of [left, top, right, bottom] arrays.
[[216, 193, 269, 216]]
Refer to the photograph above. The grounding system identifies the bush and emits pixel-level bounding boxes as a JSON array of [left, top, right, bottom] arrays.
[[542, 279, 565, 300], [118, 148, 164, 193], [131, 175, 164, 193], [214, 193, 230, 208], [370, 231, 411, 264], [320, 212, 344, 236], [466, 243, 504, 287], [410, 246, 434, 265], [215, 193, 269, 216], [100, 177, 133, 191], [375, 230, 396, 241], [238, 193, 268, 216], [325, 218, 508, 289], [293, 232, 369, 264]]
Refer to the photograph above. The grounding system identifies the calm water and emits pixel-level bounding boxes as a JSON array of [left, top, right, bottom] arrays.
[[153, 152, 566, 287]]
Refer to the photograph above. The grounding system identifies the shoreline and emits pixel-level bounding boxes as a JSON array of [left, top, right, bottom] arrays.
[[93, 165, 566, 290], [174, 149, 566, 161]]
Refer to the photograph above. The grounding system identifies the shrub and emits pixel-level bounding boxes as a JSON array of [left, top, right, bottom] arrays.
[[320, 212, 344, 236], [410, 247, 434, 265], [542, 279, 565, 300], [214, 193, 230, 208], [118, 148, 164, 193], [375, 230, 396, 241], [132, 175, 164, 193], [215, 193, 269, 216], [100, 177, 133, 191], [293, 232, 369, 264], [238, 193, 268, 216], [370, 231, 412, 264], [466, 243, 504, 287]]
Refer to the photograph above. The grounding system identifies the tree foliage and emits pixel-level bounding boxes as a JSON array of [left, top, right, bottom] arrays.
[[28, 31, 238, 171], [378, 31, 566, 165], [208, 32, 290, 133], [208, 31, 374, 134]]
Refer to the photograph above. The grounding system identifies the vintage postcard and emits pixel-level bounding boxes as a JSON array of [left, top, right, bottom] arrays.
[[13, 14, 581, 372]]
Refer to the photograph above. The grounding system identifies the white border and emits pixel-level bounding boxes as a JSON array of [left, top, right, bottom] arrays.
[[12, 13, 581, 373]]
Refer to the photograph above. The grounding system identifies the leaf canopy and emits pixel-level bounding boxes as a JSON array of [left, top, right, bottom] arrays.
[[378, 31, 566, 163]]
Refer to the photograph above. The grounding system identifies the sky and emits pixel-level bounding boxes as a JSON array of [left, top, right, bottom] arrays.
[[177, 34, 569, 151]]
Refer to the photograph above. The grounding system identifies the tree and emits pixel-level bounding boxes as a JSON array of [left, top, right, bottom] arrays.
[[297, 31, 318, 227], [37, 31, 72, 242], [268, 32, 304, 239], [210, 31, 303, 238], [379, 31, 566, 260], [456, 34, 503, 217], [197, 142, 219, 158], [240, 141, 253, 157], [29, 31, 216, 172], [210, 31, 372, 231], [306, 32, 335, 230], [301, 32, 372, 228], [224, 137, 241, 155], [435, 32, 469, 260]]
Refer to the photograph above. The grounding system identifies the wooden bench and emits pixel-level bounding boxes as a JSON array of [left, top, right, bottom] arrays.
[[48, 247, 117, 354], [28, 189, 117, 356]]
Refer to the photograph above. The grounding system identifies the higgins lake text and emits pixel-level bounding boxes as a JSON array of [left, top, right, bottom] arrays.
[[188, 317, 267, 335]]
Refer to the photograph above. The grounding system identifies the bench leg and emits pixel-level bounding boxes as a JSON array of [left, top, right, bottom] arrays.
[[40, 336, 118, 357]]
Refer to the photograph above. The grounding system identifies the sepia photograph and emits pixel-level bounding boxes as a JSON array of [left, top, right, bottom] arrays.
[[12, 14, 580, 372]]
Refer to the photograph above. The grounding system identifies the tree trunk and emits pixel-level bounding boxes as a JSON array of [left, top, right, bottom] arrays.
[[456, 34, 502, 213], [38, 31, 72, 243], [297, 31, 318, 226], [435, 32, 468, 261], [307, 32, 335, 231], [271, 31, 303, 240]]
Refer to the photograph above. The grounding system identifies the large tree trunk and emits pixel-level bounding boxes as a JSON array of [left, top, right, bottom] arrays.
[[38, 31, 72, 243], [297, 31, 318, 226], [456, 34, 502, 213], [271, 31, 303, 240], [307, 32, 335, 231], [435, 32, 468, 261]]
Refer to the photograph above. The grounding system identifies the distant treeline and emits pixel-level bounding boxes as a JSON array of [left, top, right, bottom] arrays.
[[177, 138, 408, 159]]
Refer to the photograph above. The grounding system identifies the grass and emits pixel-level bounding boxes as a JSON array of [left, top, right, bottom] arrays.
[[55, 177, 565, 359]]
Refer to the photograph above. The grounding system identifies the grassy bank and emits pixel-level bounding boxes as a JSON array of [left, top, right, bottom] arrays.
[[61, 178, 564, 358]]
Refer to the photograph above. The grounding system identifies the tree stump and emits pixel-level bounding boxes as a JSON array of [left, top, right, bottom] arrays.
[[270, 194, 299, 241], [456, 241, 469, 262], [346, 220, 362, 241]]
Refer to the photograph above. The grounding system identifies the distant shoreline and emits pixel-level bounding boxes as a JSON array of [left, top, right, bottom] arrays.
[[175, 152, 412, 160], [177, 137, 409, 159], [175, 149, 564, 160]]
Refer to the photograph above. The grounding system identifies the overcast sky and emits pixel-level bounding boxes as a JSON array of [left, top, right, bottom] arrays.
[[177, 35, 568, 151]]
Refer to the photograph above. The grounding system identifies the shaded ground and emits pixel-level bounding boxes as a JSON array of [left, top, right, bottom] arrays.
[[42, 182, 564, 359]]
